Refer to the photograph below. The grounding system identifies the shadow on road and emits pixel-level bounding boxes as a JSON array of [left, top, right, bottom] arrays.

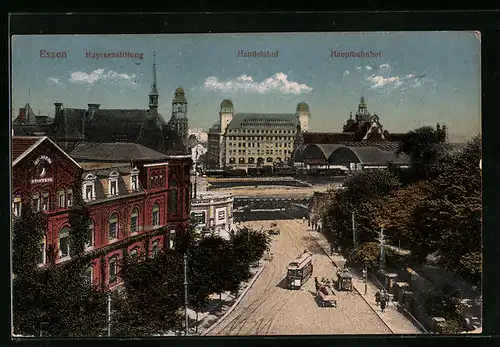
[[300, 235, 329, 256], [276, 277, 289, 290]]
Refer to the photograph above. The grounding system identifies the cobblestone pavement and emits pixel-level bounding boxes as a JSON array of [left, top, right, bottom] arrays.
[[207, 215, 393, 335], [307, 231, 423, 334]]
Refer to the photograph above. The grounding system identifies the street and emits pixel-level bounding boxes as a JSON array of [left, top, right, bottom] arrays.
[[206, 214, 393, 335]]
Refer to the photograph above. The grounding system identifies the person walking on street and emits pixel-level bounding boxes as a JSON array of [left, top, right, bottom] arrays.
[[375, 290, 381, 306], [380, 296, 387, 312], [330, 244, 334, 255]]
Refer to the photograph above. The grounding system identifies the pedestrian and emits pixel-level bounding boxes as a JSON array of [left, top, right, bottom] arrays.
[[308, 219, 311, 227], [330, 244, 334, 255], [315, 277, 320, 291], [375, 290, 381, 306], [380, 297, 387, 312]]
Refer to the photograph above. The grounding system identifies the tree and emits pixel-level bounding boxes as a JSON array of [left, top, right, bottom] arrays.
[[348, 242, 400, 271], [410, 136, 481, 283], [12, 207, 47, 336], [68, 180, 91, 257], [396, 126, 451, 182]]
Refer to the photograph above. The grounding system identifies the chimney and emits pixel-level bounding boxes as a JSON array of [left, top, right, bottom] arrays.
[[87, 104, 100, 120], [54, 102, 63, 113], [17, 108, 26, 123]]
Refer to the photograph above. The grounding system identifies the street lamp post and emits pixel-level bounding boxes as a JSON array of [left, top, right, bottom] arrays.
[[352, 211, 357, 249], [183, 252, 189, 336], [379, 227, 386, 271], [107, 293, 111, 337]]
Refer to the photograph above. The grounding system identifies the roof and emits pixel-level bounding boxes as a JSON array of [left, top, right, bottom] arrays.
[[12, 136, 82, 168], [221, 99, 233, 108], [302, 132, 356, 144], [69, 142, 170, 162], [227, 113, 297, 130], [209, 121, 221, 133], [173, 87, 187, 103], [296, 101, 310, 113]]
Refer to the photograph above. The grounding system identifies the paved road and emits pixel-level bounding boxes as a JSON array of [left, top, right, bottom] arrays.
[[207, 214, 392, 335]]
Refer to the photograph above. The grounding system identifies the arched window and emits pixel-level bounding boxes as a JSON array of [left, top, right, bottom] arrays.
[[13, 195, 22, 217], [32, 193, 40, 212], [108, 257, 118, 284], [66, 189, 73, 207], [41, 192, 50, 211], [239, 157, 245, 164], [59, 227, 70, 258], [130, 208, 139, 233], [152, 203, 160, 227], [248, 157, 255, 164], [109, 213, 118, 240], [57, 190, 65, 208], [229, 157, 236, 164], [129, 246, 140, 261], [85, 221, 94, 249], [267, 157, 273, 163], [169, 230, 176, 250], [151, 239, 160, 256]]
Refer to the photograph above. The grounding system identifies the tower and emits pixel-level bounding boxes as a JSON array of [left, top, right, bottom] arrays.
[[149, 51, 159, 112], [219, 99, 234, 135], [219, 99, 234, 169], [355, 96, 370, 122], [172, 87, 188, 142], [295, 101, 310, 132]]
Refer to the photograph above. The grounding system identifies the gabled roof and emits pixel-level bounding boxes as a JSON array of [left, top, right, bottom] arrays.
[[227, 113, 297, 130], [12, 136, 82, 168], [69, 142, 170, 162]]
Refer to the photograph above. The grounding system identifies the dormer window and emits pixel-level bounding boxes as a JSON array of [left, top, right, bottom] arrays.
[[83, 173, 96, 201], [109, 172, 119, 196], [130, 168, 140, 191]]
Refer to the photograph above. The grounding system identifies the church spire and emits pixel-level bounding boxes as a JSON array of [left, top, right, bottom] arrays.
[[149, 51, 159, 110]]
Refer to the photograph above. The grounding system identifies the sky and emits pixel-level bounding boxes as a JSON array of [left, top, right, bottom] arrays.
[[11, 32, 481, 142]]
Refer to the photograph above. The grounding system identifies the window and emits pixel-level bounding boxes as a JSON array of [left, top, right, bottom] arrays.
[[66, 189, 73, 207], [85, 266, 93, 285], [13, 196, 22, 217], [129, 247, 139, 261], [57, 190, 65, 208], [152, 203, 160, 226], [39, 236, 46, 265], [110, 181, 117, 195], [168, 189, 178, 215], [86, 221, 94, 249], [42, 192, 49, 211], [108, 172, 119, 196], [59, 227, 70, 258], [152, 240, 159, 256], [32, 194, 40, 212], [85, 184, 93, 200], [109, 257, 117, 283], [109, 213, 118, 240], [169, 230, 176, 250], [130, 208, 139, 233], [131, 170, 139, 191]]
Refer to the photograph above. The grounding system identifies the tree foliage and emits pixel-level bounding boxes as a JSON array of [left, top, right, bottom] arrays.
[[348, 242, 400, 271]]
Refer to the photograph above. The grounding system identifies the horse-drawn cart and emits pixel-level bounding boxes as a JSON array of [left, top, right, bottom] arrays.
[[317, 284, 337, 307]]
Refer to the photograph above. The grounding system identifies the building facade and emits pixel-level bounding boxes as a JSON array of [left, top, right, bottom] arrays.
[[12, 136, 192, 291], [206, 100, 310, 172], [190, 192, 234, 239], [13, 52, 187, 156]]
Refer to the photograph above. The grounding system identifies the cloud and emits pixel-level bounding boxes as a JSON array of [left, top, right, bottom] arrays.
[[379, 63, 390, 69], [343, 70, 350, 76], [355, 66, 362, 70], [202, 73, 312, 94], [69, 69, 137, 85], [47, 77, 65, 88], [365, 73, 432, 90], [365, 66, 372, 71]]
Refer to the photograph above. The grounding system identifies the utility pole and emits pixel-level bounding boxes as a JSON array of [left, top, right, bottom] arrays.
[[107, 293, 111, 337], [379, 227, 386, 271], [352, 211, 357, 249], [194, 148, 198, 199], [183, 252, 189, 336]]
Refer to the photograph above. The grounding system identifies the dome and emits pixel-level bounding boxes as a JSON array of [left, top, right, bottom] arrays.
[[173, 87, 187, 103], [221, 99, 233, 108], [296, 101, 310, 113]]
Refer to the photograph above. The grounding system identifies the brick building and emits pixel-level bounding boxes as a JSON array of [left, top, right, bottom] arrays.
[[12, 136, 192, 290]]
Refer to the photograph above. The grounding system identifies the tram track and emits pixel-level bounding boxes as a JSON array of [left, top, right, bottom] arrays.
[[277, 212, 395, 334]]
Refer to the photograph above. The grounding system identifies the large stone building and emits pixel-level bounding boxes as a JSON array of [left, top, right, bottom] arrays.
[[13, 52, 189, 156], [206, 100, 311, 172], [12, 136, 192, 291], [292, 97, 447, 171]]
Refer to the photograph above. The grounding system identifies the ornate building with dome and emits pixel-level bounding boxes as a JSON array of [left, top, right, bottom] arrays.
[[12, 52, 188, 156], [206, 100, 311, 173]]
